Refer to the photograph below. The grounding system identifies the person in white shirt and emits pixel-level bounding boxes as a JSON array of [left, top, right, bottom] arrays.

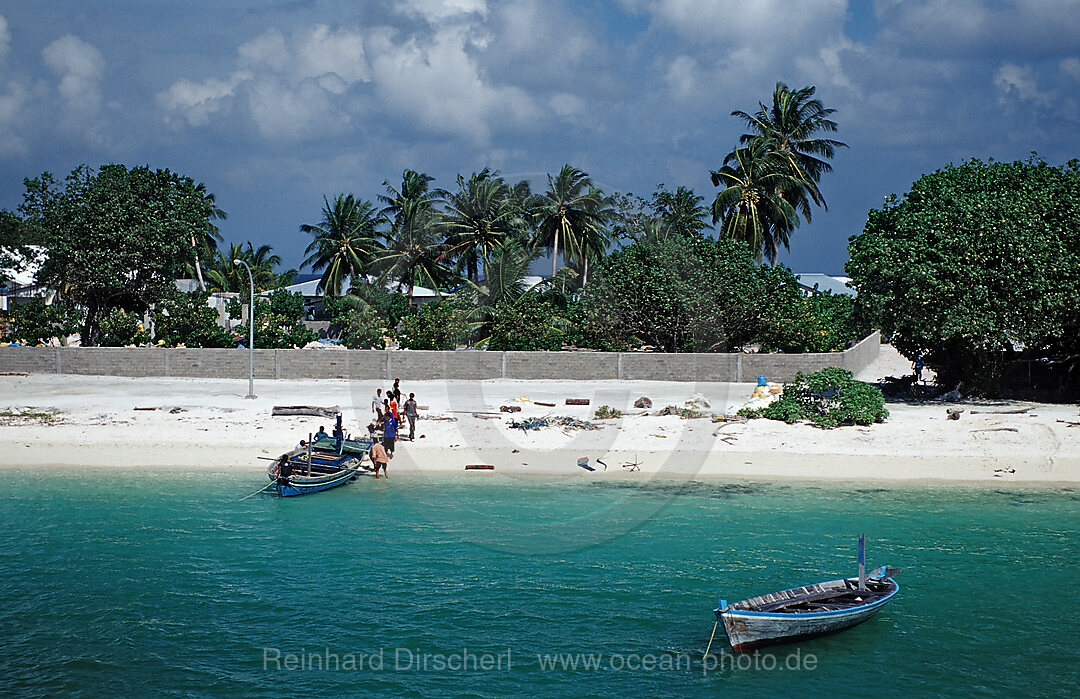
[[371, 388, 383, 420]]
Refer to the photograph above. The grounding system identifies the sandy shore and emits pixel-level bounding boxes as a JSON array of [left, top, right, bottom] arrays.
[[2, 369, 1078, 487]]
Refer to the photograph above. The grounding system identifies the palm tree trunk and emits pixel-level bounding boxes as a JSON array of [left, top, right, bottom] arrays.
[[551, 229, 559, 278], [191, 235, 206, 291]]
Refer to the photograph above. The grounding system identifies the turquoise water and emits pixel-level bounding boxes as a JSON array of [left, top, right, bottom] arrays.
[[2, 471, 1078, 697]]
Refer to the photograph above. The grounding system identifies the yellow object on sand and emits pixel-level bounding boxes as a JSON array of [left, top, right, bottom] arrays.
[[751, 386, 770, 399], [513, 396, 532, 403]]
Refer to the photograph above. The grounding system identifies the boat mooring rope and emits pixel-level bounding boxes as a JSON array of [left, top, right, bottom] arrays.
[[238, 481, 277, 501], [703, 618, 720, 662]]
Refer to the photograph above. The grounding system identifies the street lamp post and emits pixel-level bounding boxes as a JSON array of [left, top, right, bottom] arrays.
[[233, 259, 256, 399]]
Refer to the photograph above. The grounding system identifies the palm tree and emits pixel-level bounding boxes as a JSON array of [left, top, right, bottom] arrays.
[[710, 140, 804, 265], [188, 183, 226, 291], [301, 194, 382, 296], [653, 186, 713, 238], [205, 242, 295, 292], [732, 82, 847, 210], [379, 169, 443, 226], [438, 169, 525, 281], [532, 165, 607, 282], [462, 236, 559, 345], [372, 203, 450, 303]]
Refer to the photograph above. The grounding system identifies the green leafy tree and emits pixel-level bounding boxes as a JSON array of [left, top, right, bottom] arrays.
[[486, 294, 566, 351], [847, 157, 1080, 395], [151, 289, 232, 348], [340, 278, 414, 330], [756, 265, 863, 353], [230, 289, 316, 349], [301, 194, 383, 296], [0, 209, 41, 286], [578, 235, 762, 352], [2, 298, 82, 344], [98, 308, 151, 347], [395, 297, 472, 350], [325, 298, 388, 349], [19, 164, 217, 345]]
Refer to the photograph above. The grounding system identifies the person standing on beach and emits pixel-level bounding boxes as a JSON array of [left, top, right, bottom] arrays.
[[383, 412, 398, 456], [403, 393, 418, 441], [388, 391, 399, 421], [370, 440, 390, 478], [392, 378, 402, 404], [372, 388, 383, 420]]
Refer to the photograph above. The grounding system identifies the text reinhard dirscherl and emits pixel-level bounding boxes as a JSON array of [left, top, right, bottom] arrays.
[[261, 648, 818, 674]]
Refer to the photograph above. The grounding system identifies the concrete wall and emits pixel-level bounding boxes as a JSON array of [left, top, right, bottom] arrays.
[[0, 331, 880, 383]]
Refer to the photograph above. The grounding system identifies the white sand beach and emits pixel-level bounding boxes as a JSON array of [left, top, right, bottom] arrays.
[[2, 362, 1078, 485]]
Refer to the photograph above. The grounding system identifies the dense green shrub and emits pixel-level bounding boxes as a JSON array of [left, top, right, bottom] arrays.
[[2, 298, 82, 344], [486, 295, 565, 351], [757, 266, 864, 353], [98, 308, 151, 346], [577, 235, 761, 351], [847, 157, 1080, 395], [152, 289, 232, 348], [742, 367, 888, 428], [336, 306, 393, 352], [395, 297, 472, 350], [230, 289, 316, 349]]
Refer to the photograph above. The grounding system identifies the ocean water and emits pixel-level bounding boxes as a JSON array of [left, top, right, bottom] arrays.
[[1, 470, 1078, 697]]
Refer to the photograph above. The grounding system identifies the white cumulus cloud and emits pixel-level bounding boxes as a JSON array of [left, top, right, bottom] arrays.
[[995, 62, 1052, 106], [42, 34, 105, 113], [0, 14, 11, 61]]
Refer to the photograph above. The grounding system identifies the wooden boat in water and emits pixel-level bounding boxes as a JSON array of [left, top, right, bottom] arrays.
[[267, 441, 369, 497], [711, 536, 900, 653]]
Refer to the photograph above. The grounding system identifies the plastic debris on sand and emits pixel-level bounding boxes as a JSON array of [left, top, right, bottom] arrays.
[[508, 416, 600, 432]]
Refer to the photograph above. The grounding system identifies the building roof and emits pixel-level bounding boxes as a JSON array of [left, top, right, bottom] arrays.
[[794, 273, 855, 296]]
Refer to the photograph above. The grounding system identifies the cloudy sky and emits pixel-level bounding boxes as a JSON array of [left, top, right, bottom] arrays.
[[1, 0, 1079, 274]]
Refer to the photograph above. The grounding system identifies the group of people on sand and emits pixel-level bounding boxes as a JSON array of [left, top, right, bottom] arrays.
[[367, 378, 419, 479]]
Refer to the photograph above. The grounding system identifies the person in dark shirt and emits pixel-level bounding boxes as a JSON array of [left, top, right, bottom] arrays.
[[403, 393, 418, 441], [383, 413, 398, 455], [314, 426, 330, 442]]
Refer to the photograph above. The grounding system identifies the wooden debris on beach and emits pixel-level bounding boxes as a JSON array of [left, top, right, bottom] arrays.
[[1055, 420, 1080, 427], [473, 413, 501, 420], [534, 401, 556, 407], [465, 464, 495, 470], [971, 427, 1019, 433], [272, 405, 340, 418], [634, 396, 652, 408], [499, 405, 522, 413], [565, 398, 590, 406], [134, 406, 157, 411], [946, 408, 964, 420], [970, 407, 1033, 415]]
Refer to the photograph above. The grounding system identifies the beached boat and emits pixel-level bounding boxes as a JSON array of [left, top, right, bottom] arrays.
[[711, 537, 900, 652], [267, 447, 365, 497]]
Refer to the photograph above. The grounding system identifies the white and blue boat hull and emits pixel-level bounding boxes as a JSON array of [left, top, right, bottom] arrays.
[[717, 566, 899, 653]]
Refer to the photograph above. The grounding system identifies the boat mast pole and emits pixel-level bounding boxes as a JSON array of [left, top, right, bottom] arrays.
[[858, 534, 866, 591], [307, 433, 312, 476]]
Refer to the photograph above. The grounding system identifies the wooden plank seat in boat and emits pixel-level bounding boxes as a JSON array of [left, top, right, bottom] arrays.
[[754, 586, 887, 613]]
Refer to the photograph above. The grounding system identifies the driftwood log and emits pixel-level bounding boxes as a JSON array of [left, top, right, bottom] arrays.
[[272, 405, 340, 418], [565, 398, 590, 406]]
